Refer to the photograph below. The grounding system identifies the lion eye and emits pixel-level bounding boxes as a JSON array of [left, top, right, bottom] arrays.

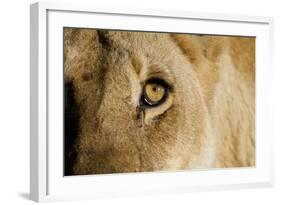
[[141, 78, 169, 107]]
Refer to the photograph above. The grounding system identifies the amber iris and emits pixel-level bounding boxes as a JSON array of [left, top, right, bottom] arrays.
[[142, 78, 169, 107]]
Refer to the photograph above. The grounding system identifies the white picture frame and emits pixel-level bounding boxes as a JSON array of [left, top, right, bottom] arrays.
[[30, 1, 274, 202]]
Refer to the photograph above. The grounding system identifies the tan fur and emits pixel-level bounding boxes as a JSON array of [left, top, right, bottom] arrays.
[[64, 28, 255, 175]]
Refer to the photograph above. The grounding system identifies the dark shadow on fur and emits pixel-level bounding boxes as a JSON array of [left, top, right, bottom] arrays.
[[97, 30, 110, 47], [64, 81, 79, 176]]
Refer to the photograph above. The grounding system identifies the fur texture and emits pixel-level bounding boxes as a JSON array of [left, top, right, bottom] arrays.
[[64, 28, 255, 175]]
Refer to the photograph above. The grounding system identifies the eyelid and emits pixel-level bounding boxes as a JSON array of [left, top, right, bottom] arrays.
[[146, 66, 174, 91], [146, 74, 173, 92]]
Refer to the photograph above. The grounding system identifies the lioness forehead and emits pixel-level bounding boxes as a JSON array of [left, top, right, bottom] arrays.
[[97, 30, 168, 44]]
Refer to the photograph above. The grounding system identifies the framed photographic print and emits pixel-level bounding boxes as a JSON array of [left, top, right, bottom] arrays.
[[30, 2, 274, 202]]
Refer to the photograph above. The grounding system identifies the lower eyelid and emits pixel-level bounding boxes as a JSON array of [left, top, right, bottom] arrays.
[[143, 93, 174, 122]]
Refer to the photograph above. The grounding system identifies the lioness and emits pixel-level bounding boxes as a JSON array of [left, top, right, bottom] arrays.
[[64, 28, 255, 175]]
